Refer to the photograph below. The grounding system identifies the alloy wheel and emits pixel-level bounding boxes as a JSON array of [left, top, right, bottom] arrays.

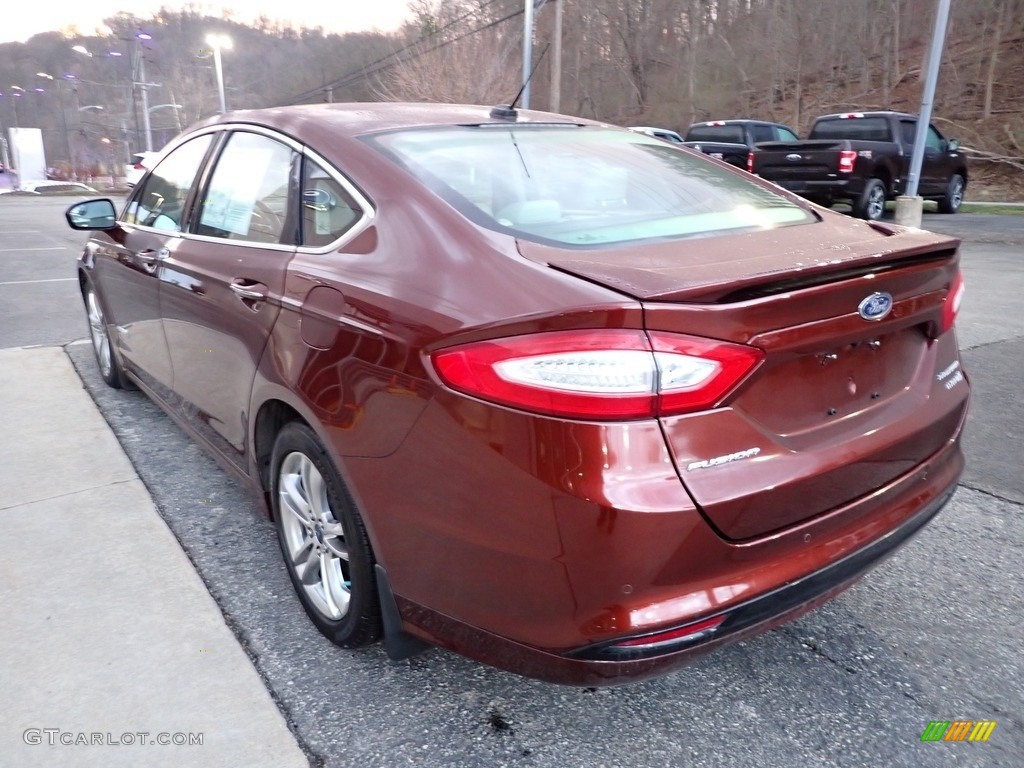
[[86, 289, 112, 380], [950, 177, 964, 210], [278, 451, 351, 620], [867, 186, 885, 220]]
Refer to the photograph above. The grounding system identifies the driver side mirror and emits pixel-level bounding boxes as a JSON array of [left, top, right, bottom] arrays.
[[65, 199, 118, 231], [947, 139, 960, 152]]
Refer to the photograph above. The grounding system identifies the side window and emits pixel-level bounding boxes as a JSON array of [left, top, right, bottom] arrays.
[[301, 157, 366, 248], [900, 121, 918, 147], [750, 125, 774, 144], [776, 127, 798, 142], [195, 132, 297, 245], [123, 135, 212, 232], [926, 126, 944, 151]]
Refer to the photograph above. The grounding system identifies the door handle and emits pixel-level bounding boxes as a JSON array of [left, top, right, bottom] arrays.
[[230, 280, 268, 301], [135, 247, 169, 270]]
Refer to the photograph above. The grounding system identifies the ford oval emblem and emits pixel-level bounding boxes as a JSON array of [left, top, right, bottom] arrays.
[[786, 153, 802, 161], [858, 292, 893, 321]]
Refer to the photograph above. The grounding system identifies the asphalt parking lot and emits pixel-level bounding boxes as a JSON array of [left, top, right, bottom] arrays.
[[2, 195, 1022, 767]]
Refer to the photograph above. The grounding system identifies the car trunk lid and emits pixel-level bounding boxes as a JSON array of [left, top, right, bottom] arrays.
[[519, 219, 966, 540]]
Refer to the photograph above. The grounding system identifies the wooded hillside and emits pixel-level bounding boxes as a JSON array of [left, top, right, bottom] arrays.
[[2, 0, 1021, 195]]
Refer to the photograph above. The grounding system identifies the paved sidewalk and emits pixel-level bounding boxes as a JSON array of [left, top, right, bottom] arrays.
[[0, 346, 308, 768]]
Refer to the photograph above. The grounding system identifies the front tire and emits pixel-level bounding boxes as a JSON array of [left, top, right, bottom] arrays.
[[938, 173, 965, 214], [83, 280, 131, 389], [271, 421, 382, 648], [853, 178, 887, 221]]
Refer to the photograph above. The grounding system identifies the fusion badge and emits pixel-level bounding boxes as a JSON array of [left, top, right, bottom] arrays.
[[858, 291, 893, 321], [687, 447, 761, 472]]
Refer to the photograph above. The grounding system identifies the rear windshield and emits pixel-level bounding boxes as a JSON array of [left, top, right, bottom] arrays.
[[684, 125, 746, 144], [367, 126, 811, 248], [810, 117, 893, 142]]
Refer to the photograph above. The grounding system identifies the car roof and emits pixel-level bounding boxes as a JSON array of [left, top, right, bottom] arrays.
[[192, 102, 597, 139], [814, 111, 918, 120], [689, 119, 790, 127]]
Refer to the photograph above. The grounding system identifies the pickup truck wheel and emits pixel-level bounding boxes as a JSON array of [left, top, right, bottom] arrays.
[[938, 174, 965, 214], [853, 179, 887, 221]]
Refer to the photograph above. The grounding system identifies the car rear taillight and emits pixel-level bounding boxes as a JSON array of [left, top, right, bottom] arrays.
[[838, 150, 857, 173], [746, 151, 754, 174], [940, 270, 964, 335], [431, 330, 764, 420]]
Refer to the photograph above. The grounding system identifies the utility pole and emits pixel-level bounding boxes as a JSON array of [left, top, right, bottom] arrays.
[[139, 53, 153, 150], [550, 0, 563, 113]]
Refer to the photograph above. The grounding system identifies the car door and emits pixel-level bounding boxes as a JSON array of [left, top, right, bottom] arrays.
[[922, 124, 953, 193], [159, 128, 299, 473], [897, 119, 939, 194], [93, 134, 214, 399]]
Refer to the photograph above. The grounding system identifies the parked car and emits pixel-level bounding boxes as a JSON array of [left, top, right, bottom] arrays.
[[752, 111, 968, 219], [682, 119, 799, 170], [628, 126, 684, 144], [125, 151, 160, 187], [65, 102, 968, 686], [16, 180, 98, 195]]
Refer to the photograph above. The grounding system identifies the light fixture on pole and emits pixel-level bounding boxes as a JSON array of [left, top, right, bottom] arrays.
[[205, 33, 232, 115], [149, 103, 184, 137]]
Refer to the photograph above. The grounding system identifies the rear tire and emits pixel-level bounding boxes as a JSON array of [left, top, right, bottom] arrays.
[[271, 421, 382, 648], [852, 178, 887, 221], [938, 174, 965, 214]]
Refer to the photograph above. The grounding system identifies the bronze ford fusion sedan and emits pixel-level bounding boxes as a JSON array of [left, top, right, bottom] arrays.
[[66, 103, 969, 686]]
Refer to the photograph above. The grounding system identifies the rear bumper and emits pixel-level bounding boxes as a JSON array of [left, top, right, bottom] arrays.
[[766, 177, 865, 200], [393, 433, 964, 686]]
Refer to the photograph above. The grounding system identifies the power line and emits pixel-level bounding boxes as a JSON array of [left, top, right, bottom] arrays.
[[284, 0, 523, 105]]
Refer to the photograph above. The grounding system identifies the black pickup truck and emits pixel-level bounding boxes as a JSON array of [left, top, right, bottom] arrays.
[[752, 111, 968, 220], [681, 119, 799, 170]]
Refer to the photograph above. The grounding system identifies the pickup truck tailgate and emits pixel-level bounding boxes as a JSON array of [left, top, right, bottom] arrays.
[[754, 140, 847, 180]]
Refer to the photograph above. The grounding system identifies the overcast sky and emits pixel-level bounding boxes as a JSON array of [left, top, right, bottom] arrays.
[[2, 0, 416, 43]]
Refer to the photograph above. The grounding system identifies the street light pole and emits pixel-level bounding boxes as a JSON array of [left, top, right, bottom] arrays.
[[894, 0, 953, 228], [522, 0, 535, 109], [206, 34, 232, 115], [905, 0, 952, 199], [9, 86, 24, 126], [551, 0, 563, 113], [147, 103, 183, 145], [37, 73, 73, 169], [138, 51, 153, 150], [128, 33, 158, 151]]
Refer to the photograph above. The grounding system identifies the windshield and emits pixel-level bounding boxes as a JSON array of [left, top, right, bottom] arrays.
[[368, 126, 811, 247]]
